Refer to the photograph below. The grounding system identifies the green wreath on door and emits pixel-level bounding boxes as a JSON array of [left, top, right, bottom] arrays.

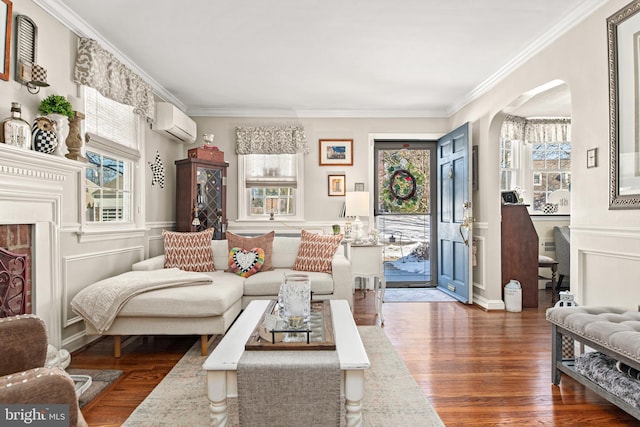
[[381, 161, 424, 212]]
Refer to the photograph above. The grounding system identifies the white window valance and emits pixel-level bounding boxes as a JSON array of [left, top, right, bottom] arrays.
[[502, 115, 571, 143], [74, 38, 155, 123], [236, 126, 308, 155]]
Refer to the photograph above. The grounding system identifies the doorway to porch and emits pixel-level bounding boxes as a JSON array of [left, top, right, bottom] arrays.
[[373, 140, 436, 288]]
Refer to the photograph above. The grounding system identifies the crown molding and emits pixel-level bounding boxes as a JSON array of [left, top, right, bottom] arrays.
[[33, 0, 187, 111], [449, 0, 610, 116], [188, 107, 448, 119]]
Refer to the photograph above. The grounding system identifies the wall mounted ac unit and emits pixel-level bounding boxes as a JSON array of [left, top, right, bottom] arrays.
[[152, 102, 197, 144]]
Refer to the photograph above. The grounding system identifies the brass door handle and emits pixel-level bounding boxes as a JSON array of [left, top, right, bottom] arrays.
[[459, 219, 469, 246]]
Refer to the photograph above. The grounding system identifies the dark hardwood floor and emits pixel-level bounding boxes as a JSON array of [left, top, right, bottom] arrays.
[[69, 289, 640, 426]]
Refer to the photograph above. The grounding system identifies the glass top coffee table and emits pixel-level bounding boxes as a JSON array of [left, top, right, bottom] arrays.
[[202, 299, 370, 427]]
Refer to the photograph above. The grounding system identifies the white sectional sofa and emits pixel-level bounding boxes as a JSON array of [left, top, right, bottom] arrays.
[[82, 235, 352, 357]]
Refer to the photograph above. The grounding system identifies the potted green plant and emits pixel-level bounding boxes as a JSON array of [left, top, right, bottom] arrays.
[[38, 94, 74, 120], [36, 95, 75, 155]]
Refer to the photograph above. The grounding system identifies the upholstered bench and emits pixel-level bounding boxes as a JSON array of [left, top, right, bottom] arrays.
[[546, 306, 640, 419]]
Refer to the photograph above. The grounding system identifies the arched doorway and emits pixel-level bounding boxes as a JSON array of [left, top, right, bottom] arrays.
[[497, 80, 572, 306]]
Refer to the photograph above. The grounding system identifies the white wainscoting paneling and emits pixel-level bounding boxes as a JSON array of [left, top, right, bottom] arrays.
[[62, 246, 145, 327], [578, 248, 640, 308]]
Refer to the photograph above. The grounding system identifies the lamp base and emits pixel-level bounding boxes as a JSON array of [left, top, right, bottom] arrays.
[[352, 217, 364, 242]]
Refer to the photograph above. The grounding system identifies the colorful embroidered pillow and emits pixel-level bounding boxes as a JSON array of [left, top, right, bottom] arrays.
[[292, 230, 343, 273], [229, 247, 265, 277], [225, 231, 275, 272], [163, 228, 215, 272]]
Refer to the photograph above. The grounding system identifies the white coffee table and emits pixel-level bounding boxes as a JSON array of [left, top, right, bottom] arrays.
[[202, 299, 370, 427]]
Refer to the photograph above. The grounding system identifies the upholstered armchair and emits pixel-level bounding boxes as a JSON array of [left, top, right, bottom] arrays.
[[0, 315, 87, 427], [554, 226, 570, 288]]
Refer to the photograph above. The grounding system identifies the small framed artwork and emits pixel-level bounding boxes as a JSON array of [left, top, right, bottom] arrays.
[[328, 174, 346, 196], [587, 148, 597, 168], [354, 182, 365, 191], [319, 139, 353, 166]]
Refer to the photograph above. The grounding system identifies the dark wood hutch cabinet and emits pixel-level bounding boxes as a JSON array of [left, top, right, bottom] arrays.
[[175, 157, 228, 239], [501, 204, 538, 308]]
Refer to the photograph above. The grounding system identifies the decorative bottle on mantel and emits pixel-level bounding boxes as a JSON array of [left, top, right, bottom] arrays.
[[1, 102, 31, 150]]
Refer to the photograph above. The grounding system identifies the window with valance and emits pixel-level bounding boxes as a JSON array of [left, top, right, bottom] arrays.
[[500, 115, 572, 213], [74, 37, 155, 123], [236, 126, 308, 220]]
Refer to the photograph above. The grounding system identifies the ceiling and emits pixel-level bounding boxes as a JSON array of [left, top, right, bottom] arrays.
[[39, 0, 601, 118]]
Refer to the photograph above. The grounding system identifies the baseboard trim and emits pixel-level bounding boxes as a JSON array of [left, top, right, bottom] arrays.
[[473, 294, 505, 311], [63, 330, 99, 354]]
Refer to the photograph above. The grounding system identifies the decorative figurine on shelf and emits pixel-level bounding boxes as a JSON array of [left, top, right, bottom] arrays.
[[31, 116, 58, 154], [1, 102, 31, 150], [38, 94, 74, 156], [192, 204, 201, 227], [203, 133, 215, 145], [555, 291, 577, 308], [65, 110, 87, 162]]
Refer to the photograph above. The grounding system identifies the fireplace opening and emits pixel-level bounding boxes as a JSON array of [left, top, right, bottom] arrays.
[[0, 224, 32, 317]]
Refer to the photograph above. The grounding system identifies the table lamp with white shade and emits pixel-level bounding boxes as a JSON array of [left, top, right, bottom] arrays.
[[345, 191, 370, 242]]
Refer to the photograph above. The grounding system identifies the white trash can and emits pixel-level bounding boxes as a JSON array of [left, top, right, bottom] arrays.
[[504, 280, 522, 312]]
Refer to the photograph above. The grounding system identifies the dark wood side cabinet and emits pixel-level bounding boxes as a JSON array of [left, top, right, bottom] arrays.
[[501, 204, 538, 308], [175, 157, 228, 239]]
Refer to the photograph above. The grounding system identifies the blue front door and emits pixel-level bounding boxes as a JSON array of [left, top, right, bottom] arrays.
[[437, 123, 473, 303]]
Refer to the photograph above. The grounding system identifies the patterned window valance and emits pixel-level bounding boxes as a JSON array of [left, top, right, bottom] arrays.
[[501, 115, 571, 143], [73, 38, 155, 123], [236, 126, 309, 155]]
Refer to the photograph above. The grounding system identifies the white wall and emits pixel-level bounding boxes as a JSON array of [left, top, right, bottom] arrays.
[[453, 0, 640, 309], [192, 116, 449, 234]]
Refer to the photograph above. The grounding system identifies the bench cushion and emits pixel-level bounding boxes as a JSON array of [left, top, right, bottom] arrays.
[[546, 306, 640, 360], [119, 271, 244, 317]]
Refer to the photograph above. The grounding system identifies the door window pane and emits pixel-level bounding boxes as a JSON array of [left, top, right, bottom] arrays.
[[375, 143, 434, 286]]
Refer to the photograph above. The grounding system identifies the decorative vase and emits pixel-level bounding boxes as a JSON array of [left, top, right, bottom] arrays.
[[31, 117, 58, 154], [47, 113, 69, 156], [1, 102, 31, 150], [279, 273, 311, 331]]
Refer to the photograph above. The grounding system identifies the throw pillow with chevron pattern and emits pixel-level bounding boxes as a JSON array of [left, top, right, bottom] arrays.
[[163, 228, 215, 272], [292, 230, 343, 273]]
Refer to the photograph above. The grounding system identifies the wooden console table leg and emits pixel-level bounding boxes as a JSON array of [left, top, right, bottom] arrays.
[[344, 370, 365, 427], [207, 371, 229, 427]]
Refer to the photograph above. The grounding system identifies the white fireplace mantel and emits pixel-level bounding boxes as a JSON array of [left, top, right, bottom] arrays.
[[0, 143, 86, 348]]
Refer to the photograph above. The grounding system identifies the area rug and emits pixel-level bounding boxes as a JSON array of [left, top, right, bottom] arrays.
[[123, 326, 444, 426], [383, 287, 457, 303], [66, 368, 123, 408]]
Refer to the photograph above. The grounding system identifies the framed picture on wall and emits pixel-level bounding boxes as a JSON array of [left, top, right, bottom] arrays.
[[0, 0, 12, 81], [608, 2, 640, 208], [319, 139, 353, 166], [328, 174, 346, 196]]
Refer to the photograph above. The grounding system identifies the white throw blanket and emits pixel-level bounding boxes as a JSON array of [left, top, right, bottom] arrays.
[[71, 268, 212, 333]]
